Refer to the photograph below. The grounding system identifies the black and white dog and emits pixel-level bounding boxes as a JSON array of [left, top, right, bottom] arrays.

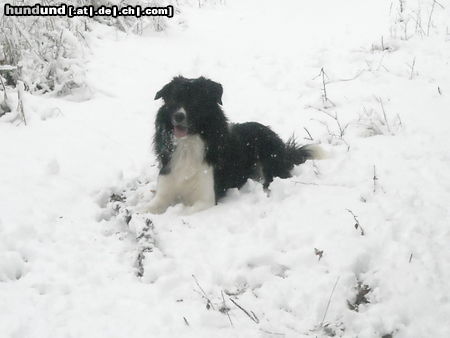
[[147, 76, 324, 214]]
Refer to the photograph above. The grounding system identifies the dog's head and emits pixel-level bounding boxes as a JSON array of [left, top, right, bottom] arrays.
[[154, 76, 223, 138]]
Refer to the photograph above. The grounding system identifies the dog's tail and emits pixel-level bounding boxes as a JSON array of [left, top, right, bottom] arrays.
[[285, 137, 327, 166]]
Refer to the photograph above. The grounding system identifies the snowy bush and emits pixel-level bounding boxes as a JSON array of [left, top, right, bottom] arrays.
[[90, 0, 174, 33], [390, 0, 446, 39], [358, 99, 403, 137], [0, 1, 89, 95], [0, 0, 176, 96]]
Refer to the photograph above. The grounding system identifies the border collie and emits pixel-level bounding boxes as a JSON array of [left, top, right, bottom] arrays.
[[147, 76, 324, 214]]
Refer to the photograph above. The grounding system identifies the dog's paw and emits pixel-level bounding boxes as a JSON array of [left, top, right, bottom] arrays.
[[136, 200, 168, 215], [147, 203, 167, 214], [181, 201, 214, 215]]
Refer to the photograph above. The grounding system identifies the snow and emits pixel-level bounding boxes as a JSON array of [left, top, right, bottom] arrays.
[[1, 0, 450, 337]]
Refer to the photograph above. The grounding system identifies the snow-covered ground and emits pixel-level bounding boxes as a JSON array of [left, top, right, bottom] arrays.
[[1, 0, 450, 337]]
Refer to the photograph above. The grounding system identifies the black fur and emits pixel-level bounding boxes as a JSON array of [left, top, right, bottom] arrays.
[[153, 76, 318, 202]]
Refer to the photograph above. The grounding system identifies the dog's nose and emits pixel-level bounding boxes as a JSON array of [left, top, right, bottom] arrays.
[[173, 111, 185, 123]]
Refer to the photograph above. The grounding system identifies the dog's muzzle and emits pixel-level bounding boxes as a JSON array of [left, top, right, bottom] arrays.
[[172, 111, 188, 138]]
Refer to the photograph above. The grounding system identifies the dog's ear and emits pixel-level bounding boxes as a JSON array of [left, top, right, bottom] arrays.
[[204, 79, 223, 105], [154, 82, 172, 100]]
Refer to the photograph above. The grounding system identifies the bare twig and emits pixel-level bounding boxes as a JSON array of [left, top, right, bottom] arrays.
[[303, 127, 314, 141], [0, 74, 12, 116], [192, 275, 215, 310], [376, 97, 391, 134], [308, 106, 350, 139], [0, 75, 7, 99], [409, 57, 416, 80], [293, 181, 320, 186], [376, 54, 390, 72], [427, 0, 445, 36], [409, 253, 413, 263], [373, 165, 378, 193], [395, 0, 410, 40], [229, 298, 259, 324], [403, 17, 409, 40], [346, 209, 365, 236], [220, 291, 233, 327], [313, 67, 335, 106], [317, 67, 328, 102], [396, 114, 403, 128], [313, 161, 321, 176], [314, 248, 324, 261], [320, 276, 340, 325], [327, 69, 367, 83], [293, 181, 349, 188], [410, 8, 426, 36], [260, 329, 285, 336], [16, 81, 26, 126]]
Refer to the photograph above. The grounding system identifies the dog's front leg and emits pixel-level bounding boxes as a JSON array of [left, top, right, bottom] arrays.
[[182, 166, 215, 215], [146, 174, 176, 214], [183, 199, 215, 215]]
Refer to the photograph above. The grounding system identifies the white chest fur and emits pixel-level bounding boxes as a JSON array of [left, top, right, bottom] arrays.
[[147, 135, 215, 214], [170, 135, 207, 182]]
